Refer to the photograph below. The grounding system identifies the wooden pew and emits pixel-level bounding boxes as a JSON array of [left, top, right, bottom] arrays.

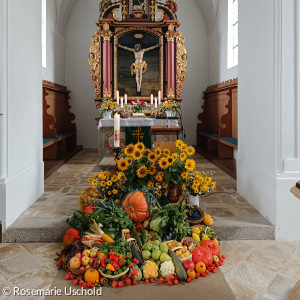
[[197, 78, 238, 158], [43, 80, 78, 160]]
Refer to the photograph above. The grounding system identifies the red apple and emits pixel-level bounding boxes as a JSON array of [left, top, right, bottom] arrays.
[[182, 259, 195, 271], [79, 266, 85, 271], [81, 256, 90, 266], [82, 250, 90, 257], [74, 253, 82, 259], [69, 257, 81, 269], [90, 250, 97, 258]]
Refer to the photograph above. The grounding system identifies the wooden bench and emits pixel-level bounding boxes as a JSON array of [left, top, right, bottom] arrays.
[[150, 126, 182, 140], [197, 79, 238, 158]]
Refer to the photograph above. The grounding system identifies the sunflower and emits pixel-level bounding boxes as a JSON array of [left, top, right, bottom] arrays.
[[117, 159, 129, 171], [97, 173, 106, 180], [111, 175, 117, 182], [180, 152, 187, 161], [149, 165, 156, 175], [181, 144, 188, 153], [107, 191, 112, 195], [205, 176, 212, 184], [147, 152, 157, 162], [127, 158, 133, 165], [107, 180, 113, 186], [92, 179, 98, 186], [147, 181, 154, 188], [157, 190, 162, 196], [158, 157, 169, 170], [185, 159, 196, 171], [100, 181, 106, 187], [175, 140, 184, 149], [172, 153, 178, 160], [125, 144, 135, 156], [135, 142, 145, 152], [211, 182, 216, 189], [167, 156, 174, 165], [116, 181, 123, 187], [193, 179, 200, 187], [133, 149, 143, 160], [163, 148, 171, 156], [137, 166, 148, 178], [155, 147, 162, 157], [155, 173, 164, 182], [181, 171, 189, 179], [187, 146, 195, 156], [201, 185, 208, 192], [193, 188, 199, 194], [87, 178, 92, 183], [162, 182, 168, 189], [112, 189, 118, 195], [144, 149, 151, 156]]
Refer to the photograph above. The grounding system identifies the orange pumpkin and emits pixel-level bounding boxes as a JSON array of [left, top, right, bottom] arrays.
[[187, 269, 196, 279], [203, 213, 214, 226], [195, 262, 206, 274], [84, 269, 100, 284], [122, 191, 150, 223]]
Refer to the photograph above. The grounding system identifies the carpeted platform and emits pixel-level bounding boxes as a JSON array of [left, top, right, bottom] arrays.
[[45, 269, 235, 300]]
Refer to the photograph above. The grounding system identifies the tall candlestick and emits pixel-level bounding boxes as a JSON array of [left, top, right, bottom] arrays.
[[151, 94, 153, 105], [125, 94, 127, 105], [155, 97, 158, 109], [114, 113, 120, 148], [116, 90, 119, 105], [158, 91, 161, 105], [121, 97, 124, 108]]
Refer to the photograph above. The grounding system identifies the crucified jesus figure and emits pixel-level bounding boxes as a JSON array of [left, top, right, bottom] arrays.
[[117, 43, 160, 93]]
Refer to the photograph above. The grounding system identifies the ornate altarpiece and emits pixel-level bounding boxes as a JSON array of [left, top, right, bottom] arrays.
[[88, 0, 187, 103]]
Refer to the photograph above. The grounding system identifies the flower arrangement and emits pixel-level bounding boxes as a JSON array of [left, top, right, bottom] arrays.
[[87, 170, 127, 200], [161, 99, 179, 114], [131, 99, 146, 113], [98, 98, 117, 117]]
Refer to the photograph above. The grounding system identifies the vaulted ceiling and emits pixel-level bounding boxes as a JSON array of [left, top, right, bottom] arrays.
[[54, 0, 218, 37]]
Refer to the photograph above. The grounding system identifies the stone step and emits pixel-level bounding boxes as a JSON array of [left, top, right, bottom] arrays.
[[3, 215, 274, 243]]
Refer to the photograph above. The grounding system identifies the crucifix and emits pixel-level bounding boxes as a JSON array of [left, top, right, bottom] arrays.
[[132, 127, 144, 142]]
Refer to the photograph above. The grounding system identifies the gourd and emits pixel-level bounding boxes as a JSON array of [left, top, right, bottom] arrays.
[[140, 227, 146, 244], [201, 240, 220, 257], [130, 263, 142, 281], [122, 191, 150, 223], [84, 269, 100, 284], [130, 244, 145, 266], [132, 227, 143, 249], [168, 251, 187, 282], [203, 213, 214, 226]]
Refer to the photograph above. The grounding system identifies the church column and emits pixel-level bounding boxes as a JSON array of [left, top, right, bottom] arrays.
[[166, 25, 176, 98], [101, 23, 113, 98]]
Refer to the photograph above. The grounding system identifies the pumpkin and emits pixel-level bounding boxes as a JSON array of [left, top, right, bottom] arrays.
[[187, 269, 196, 279], [63, 228, 80, 245], [191, 246, 213, 267], [84, 268, 100, 284], [203, 213, 214, 226], [195, 262, 206, 274], [122, 191, 150, 223], [201, 240, 220, 257]]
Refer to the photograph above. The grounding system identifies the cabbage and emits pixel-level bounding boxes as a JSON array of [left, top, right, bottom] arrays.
[[150, 216, 167, 232]]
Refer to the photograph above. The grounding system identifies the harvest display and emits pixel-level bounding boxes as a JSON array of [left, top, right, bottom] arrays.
[[56, 141, 226, 289]]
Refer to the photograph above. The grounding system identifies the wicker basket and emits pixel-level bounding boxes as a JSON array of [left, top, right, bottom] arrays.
[[68, 265, 86, 276], [186, 205, 204, 225], [164, 240, 192, 262], [99, 267, 129, 280]]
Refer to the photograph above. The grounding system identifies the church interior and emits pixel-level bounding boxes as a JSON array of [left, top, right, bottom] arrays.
[[0, 0, 300, 299]]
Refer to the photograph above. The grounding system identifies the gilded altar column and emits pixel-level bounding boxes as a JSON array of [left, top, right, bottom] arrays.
[[101, 23, 113, 98], [166, 25, 176, 98]]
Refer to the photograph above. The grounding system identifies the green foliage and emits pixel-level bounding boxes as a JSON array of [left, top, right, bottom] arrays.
[[66, 211, 90, 236], [96, 238, 131, 256]]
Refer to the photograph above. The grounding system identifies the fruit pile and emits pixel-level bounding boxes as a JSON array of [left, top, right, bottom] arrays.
[[142, 240, 172, 266], [166, 241, 191, 260]]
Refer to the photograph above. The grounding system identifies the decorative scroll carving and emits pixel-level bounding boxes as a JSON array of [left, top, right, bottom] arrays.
[[176, 31, 187, 99]]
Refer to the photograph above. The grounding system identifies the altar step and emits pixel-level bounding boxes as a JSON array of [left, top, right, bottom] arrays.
[[2, 215, 274, 243]]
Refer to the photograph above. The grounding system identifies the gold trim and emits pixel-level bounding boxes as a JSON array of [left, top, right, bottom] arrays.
[[114, 27, 164, 100], [103, 88, 112, 98], [122, 0, 127, 20], [156, 9, 164, 22], [166, 29, 176, 42], [89, 29, 102, 100], [176, 31, 187, 99], [150, 0, 156, 21], [101, 23, 113, 41], [167, 89, 175, 98], [112, 7, 122, 21]]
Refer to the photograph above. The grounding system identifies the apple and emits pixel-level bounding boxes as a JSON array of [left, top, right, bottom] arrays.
[[89, 258, 95, 265], [69, 257, 81, 269], [182, 259, 195, 271], [81, 256, 90, 266], [90, 250, 97, 258], [213, 255, 220, 263], [79, 266, 85, 271], [74, 253, 82, 259], [82, 250, 90, 257]]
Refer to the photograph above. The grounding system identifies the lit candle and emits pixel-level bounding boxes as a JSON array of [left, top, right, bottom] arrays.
[[158, 91, 161, 105], [121, 97, 124, 108], [116, 90, 119, 105], [155, 97, 158, 108], [125, 94, 127, 105], [151, 94, 153, 105], [114, 113, 120, 147]]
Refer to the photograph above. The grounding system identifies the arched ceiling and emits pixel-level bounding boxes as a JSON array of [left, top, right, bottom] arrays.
[[54, 0, 218, 37]]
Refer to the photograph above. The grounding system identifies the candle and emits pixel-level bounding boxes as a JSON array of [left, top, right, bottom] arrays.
[[151, 94, 153, 105], [116, 90, 119, 105], [158, 91, 161, 105], [125, 94, 127, 105], [114, 113, 120, 147], [121, 97, 124, 108], [155, 97, 158, 108]]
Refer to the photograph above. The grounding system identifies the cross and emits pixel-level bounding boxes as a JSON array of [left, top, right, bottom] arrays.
[[132, 127, 144, 142]]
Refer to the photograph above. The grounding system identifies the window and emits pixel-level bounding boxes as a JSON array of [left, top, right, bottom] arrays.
[[42, 0, 46, 68], [228, 0, 238, 68]]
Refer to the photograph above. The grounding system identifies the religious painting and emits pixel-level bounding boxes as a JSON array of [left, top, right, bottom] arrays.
[[116, 30, 162, 98], [129, 0, 149, 18]]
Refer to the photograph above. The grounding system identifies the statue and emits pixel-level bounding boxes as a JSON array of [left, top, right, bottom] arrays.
[[117, 43, 160, 93], [99, 0, 112, 13]]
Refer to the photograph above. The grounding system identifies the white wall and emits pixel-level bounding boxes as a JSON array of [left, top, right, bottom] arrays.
[[65, 0, 208, 147], [238, 0, 300, 240], [208, 0, 238, 85], [0, 0, 44, 229]]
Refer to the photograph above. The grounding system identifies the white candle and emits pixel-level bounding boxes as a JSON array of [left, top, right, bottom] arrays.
[[116, 90, 119, 105], [155, 97, 158, 108], [158, 91, 161, 105], [121, 97, 124, 108], [125, 94, 127, 105], [151, 94, 153, 105], [114, 113, 120, 147]]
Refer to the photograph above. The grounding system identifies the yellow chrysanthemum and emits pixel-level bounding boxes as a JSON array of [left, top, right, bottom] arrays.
[[107, 191, 112, 195], [172, 153, 178, 160], [149, 165, 156, 175], [211, 182, 216, 189], [125, 144, 135, 156], [112, 189, 118, 195], [100, 181, 106, 187], [92, 179, 98, 186], [192, 184, 198, 190], [137, 166, 148, 178], [147, 152, 157, 162], [181, 171, 189, 179], [97, 173, 106, 180], [133, 149, 143, 160], [162, 182, 168, 189], [155, 147, 162, 157], [163, 148, 171, 156], [180, 152, 187, 161], [175, 140, 184, 149], [205, 177, 212, 184], [185, 159, 196, 171], [116, 181, 123, 187], [158, 157, 169, 170], [135, 142, 145, 152], [111, 175, 117, 182], [107, 180, 112, 186], [147, 181, 154, 188], [117, 159, 129, 171], [193, 188, 199, 194], [157, 190, 162, 196], [201, 185, 208, 192], [186, 146, 195, 156], [87, 178, 92, 183], [193, 179, 200, 187], [167, 156, 174, 165]]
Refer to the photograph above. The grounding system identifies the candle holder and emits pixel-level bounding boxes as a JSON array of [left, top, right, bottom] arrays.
[[109, 144, 123, 162]]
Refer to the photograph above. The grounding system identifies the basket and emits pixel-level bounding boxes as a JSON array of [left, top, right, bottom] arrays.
[[181, 237, 200, 252], [99, 267, 129, 280], [186, 205, 204, 225], [68, 265, 86, 276], [164, 240, 192, 262]]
